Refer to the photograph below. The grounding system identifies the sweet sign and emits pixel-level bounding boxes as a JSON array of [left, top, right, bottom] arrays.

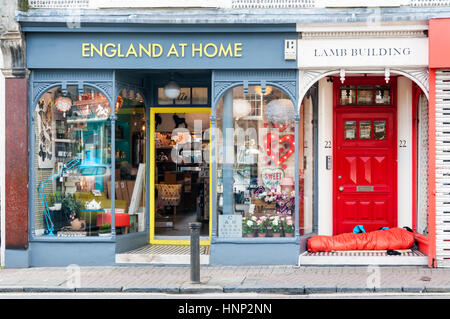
[[261, 168, 285, 190]]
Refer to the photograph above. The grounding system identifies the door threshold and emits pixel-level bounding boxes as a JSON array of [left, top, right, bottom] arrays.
[[116, 244, 210, 265], [154, 236, 210, 241], [298, 249, 428, 266]]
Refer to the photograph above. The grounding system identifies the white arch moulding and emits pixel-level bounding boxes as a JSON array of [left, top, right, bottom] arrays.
[[298, 67, 429, 109]]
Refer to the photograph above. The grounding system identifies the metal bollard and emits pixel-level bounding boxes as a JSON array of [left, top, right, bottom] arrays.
[[189, 222, 202, 284]]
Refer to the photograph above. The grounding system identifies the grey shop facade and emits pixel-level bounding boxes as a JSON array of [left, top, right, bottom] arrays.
[[10, 21, 315, 267]]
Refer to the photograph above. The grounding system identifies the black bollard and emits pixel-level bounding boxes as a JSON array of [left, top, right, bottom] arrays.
[[189, 222, 202, 284]]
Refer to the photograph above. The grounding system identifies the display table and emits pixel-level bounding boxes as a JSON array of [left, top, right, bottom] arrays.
[[96, 212, 131, 234]]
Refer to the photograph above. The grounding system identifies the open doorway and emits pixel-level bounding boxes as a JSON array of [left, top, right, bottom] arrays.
[[150, 108, 211, 244]]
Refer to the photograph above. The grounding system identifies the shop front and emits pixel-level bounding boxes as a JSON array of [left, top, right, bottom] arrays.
[[297, 27, 433, 266], [9, 21, 304, 267]]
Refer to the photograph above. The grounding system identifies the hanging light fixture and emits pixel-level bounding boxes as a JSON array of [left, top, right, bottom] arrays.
[[55, 95, 72, 117], [233, 99, 252, 119], [164, 80, 181, 99], [265, 99, 295, 124], [254, 85, 273, 96]]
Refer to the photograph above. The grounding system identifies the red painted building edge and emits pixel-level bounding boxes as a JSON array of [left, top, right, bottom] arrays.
[[427, 18, 448, 267], [427, 68, 437, 268], [4, 77, 29, 250]]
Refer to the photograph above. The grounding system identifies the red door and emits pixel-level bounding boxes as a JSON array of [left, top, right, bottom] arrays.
[[334, 108, 397, 235]]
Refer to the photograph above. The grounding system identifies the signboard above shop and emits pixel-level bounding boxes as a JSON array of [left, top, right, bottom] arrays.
[[298, 37, 428, 69], [26, 32, 297, 69]]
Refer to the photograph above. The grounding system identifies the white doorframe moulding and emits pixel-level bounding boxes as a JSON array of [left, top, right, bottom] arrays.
[[317, 77, 333, 236], [397, 76, 413, 229], [299, 68, 429, 107]]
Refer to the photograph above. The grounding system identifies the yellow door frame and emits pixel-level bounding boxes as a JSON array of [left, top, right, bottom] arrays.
[[150, 107, 212, 245]]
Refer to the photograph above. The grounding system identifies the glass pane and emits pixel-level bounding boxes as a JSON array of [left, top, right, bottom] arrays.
[[359, 121, 371, 139], [175, 88, 191, 105], [34, 85, 112, 237], [340, 86, 356, 105], [344, 121, 356, 140], [115, 93, 146, 235], [192, 87, 208, 105], [158, 87, 172, 105], [357, 86, 373, 104], [154, 112, 210, 238], [374, 120, 386, 140], [216, 85, 296, 238], [375, 85, 391, 104], [302, 95, 314, 235]]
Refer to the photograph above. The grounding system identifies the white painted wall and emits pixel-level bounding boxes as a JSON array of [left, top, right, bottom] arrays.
[[0, 50, 5, 267], [397, 76, 413, 229], [317, 77, 333, 235]]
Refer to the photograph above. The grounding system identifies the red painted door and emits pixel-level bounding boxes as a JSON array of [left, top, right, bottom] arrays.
[[334, 109, 397, 235]]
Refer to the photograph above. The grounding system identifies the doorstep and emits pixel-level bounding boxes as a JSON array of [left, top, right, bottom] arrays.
[[115, 244, 210, 265], [298, 249, 428, 266]]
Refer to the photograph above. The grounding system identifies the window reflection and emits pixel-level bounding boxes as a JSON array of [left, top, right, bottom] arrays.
[[344, 121, 357, 140], [359, 121, 371, 139], [357, 86, 373, 105], [340, 86, 356, 105], [35, 85, 112, 237], [374, 120, 386, 140]]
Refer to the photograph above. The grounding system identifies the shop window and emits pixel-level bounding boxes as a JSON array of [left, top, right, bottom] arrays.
[[175, 88, 191, 105], [34, 85, 112, 237], [157, 86, 209, 105], [115, 88, 147, 235], [192, 87, 208, 105], [158, 87, 173, 105], [216, 85, 296, 238], [300, 95, 315, 235]]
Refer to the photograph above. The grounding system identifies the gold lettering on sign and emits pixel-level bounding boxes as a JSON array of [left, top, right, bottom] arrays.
[[81, 42, 244, 59], [139, 43, 152, 57], [166, 43, 180, 57]]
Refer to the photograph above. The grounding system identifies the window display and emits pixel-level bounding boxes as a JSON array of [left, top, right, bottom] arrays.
[[34, 85, 113, 237], [114, 89, 147, 235], [216, 85, 296, 238]]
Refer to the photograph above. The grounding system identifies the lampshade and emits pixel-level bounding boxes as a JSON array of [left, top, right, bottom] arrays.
[[164, 81, 181, 99], [265, 98, 295, 124], [233, 99, 252, 119], [55, 96, 72, 113]]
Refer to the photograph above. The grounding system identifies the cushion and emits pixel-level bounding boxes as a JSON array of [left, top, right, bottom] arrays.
[[307, 227, 415, 252]]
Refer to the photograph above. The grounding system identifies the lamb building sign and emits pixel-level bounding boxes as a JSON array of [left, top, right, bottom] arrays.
[[298, 37, 428, 68]]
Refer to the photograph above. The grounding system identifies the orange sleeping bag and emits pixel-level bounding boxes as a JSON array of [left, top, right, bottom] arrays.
[[307, 227, 415, 252]]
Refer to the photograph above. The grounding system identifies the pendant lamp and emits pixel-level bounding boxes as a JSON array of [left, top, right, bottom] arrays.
[[164, 81, 181, 99]]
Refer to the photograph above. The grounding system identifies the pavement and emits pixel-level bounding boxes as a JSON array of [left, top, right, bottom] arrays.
[[0, 265, 450, 295]]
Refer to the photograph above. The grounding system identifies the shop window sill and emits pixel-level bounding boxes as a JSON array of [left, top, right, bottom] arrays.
[[212, 236, 299, 244], [30, 235, 116, 243]]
